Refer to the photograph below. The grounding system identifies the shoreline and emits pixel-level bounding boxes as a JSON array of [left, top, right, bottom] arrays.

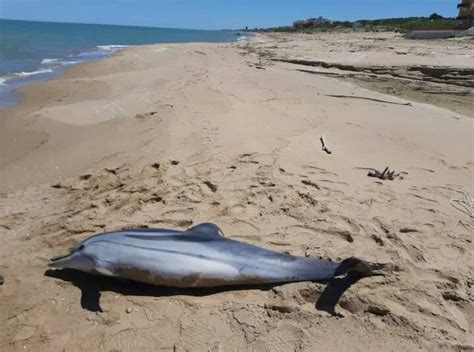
[[0, 45, 129, 110], [0, 33, 473, 351], [0, 41, 236, 191], [0, 18, 244, 111], [0, 37, 251, 112]]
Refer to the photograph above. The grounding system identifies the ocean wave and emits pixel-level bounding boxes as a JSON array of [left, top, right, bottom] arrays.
[[0, 68, 54, 85], [2, 45, 128, 87], [237, 36, 248, 42], [76, 45, 128, 58], [44, 56, 85, 65], [76, 51, 102, 58], [41, 58, 59, 65], [60, 60, 83, 66], [14, 69, 53, 78], [41, 58, 84, 70], [97, 44, 130, 51]]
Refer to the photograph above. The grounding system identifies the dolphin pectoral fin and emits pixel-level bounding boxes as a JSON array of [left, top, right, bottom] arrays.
[[96, 267, 115, 277], [187, 223, 225, 237]]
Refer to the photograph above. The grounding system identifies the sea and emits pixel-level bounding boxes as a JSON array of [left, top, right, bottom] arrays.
[[0, 19, 245, 109]]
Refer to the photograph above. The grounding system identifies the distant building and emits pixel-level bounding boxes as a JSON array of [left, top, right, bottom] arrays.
[[458, 0, 473, 26]]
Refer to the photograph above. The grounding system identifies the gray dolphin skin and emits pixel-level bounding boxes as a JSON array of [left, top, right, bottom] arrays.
[[49, 223, 375, 287]]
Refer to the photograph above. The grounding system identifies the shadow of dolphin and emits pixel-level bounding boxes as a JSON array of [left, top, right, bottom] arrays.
[[45, 269, 360, 314], [315, 275, 361, 316]]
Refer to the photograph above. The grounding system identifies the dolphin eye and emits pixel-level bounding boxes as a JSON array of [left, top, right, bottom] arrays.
[[78, 245, 85, 251]]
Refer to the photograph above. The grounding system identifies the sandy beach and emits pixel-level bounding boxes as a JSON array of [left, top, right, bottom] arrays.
[[0, 32, 473, 351]]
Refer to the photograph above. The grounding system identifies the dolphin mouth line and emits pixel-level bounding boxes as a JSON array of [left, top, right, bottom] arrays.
[[49, 244, 84, 264], [50, 253, 73, 263]]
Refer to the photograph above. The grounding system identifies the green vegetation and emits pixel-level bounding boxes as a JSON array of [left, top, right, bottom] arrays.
[[259, 15, 466, 33]]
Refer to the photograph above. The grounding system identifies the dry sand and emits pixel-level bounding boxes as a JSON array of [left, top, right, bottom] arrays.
[[0, 32, 473, 351]]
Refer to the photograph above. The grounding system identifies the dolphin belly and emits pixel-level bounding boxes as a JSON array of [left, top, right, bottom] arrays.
[[90, 240, 243, 287]]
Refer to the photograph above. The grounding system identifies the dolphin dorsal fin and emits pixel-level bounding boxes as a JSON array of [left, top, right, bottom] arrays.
[[188, 223, 224, 237]]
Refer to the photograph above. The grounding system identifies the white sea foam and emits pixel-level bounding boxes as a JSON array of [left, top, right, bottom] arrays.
[[59, 60, 83, 66], [77, 51, 100, 58], [41, 58, 59, 65], [0, 68, 54, 86], [42, 57, 83, 68], [237, 36, 249, 42], [97, 44, 130, 51], [13, 68, 53, 78], [76, 45, 128, 58]]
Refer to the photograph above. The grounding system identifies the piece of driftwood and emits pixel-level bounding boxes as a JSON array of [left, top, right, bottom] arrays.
[[325, 94, 412, 106], [298, 69, 351, 78], [320, 135, 332, 154], [422, 91, 471, 96], [367, 166, 400, 180], [449, 192, 474, 218]]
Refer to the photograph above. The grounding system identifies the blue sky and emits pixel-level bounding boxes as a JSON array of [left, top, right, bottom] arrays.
[[0, 0, 459, 30]]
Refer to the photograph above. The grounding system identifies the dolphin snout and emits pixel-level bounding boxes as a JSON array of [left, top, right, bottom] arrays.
[[48, 252, 76, 268], [48, 247, 95, 272]]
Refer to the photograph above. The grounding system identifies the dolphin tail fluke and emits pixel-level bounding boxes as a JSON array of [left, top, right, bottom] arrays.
[[335, 257, 393, 278]]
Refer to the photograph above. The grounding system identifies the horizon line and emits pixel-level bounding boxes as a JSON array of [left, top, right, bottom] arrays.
[[0, 17, 237, 32]]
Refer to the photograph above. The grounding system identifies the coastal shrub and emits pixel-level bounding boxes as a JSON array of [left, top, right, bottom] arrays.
[[262, 16, 465, 33]]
